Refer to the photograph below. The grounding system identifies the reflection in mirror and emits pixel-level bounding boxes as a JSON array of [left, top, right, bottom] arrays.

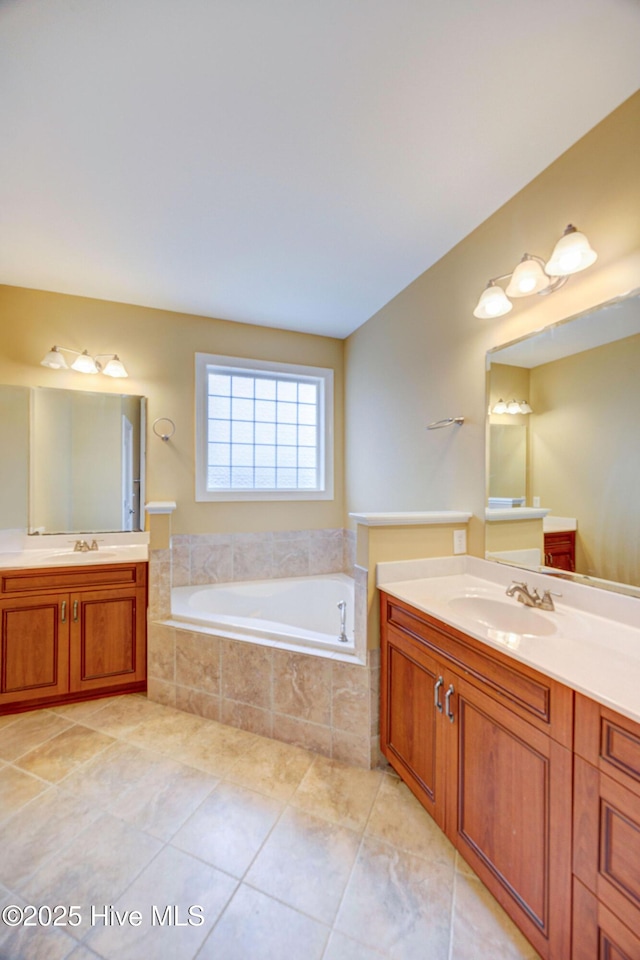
[[486, 289, 640, 597], [1, 386, 146, 535]]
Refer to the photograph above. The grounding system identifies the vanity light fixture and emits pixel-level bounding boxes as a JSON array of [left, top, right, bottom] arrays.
[[474, 224, 598, 319], [491, 398, 533, 415], [40, 346, 129, 378]]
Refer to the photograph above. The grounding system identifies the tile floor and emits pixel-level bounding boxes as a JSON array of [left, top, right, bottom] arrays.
[[0, 694, 540, 960]]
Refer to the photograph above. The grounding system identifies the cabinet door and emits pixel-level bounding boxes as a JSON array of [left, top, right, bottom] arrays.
[[573, 877, 640, 960], [544, 532, 575, 571], [447, 673, 572, 960], [0, 594, 69, 705], [69, 586, 146, 692], [381, 624, 446, 828]]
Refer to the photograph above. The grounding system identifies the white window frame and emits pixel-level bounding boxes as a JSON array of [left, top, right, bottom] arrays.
[[195, 353, 334, 502]]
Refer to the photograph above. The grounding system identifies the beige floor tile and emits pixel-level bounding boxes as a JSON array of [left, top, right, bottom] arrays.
[[49, 695, 127, 720], [225, 736, 314, 801], [107, 755, 217, 840], [14, 724, 115, 783], [0, 764, 48, 820], [0, 787, 101, 889], [85, 845, 237, 960], [67, 946, 104, 960], [172, 781, 283, 877], [245, 806, 361, 925], [335, 835, 454, 959], [291, 754, 383, 830], [197, 884, 329, 960], [22, 813, 163, 938], [81, 694, 167, 737], [450, 873, 541, 959], [61, 741, 157, 806], [123, 709, 207, 755], [0, 713, 22, 732], [455, 849, 479, 878], [323, 930, 387, 959], [0, 895, 77, 960], [0, 711, 73, 761], [366, 774, 455, 864]]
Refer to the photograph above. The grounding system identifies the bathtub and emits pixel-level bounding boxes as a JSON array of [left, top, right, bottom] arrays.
[[171, 573, 356, 654]]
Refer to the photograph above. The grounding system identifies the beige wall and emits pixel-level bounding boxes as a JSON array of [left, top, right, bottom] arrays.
[[0, 385, 29, 530], [0, 287, 345, 535], [345, 91, 640, 563], [530, 333, 640, 585]]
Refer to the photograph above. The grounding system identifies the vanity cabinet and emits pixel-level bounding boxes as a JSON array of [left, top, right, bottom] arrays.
[[544, 530, 575, 571], [380, 592, 573, 960], [0, 562, 147, 712], [572, 693, 640, 959]]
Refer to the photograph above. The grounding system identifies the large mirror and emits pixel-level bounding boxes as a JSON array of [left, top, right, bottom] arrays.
[[0, 386, 146, 535], [486, 289, 640, 598]]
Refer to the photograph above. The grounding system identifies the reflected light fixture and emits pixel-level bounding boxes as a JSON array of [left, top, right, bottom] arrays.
[[40, 346, 129, 378], [491, 398, 533, 415], [474, 224, 597, 319]]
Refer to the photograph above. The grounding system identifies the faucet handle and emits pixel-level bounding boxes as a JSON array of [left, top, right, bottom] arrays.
[[540, 588, 562, 610], [89, 539, 103, 551]]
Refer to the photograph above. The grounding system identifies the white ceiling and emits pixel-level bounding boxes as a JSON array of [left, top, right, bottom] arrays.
[[1, 0, 639, 339]]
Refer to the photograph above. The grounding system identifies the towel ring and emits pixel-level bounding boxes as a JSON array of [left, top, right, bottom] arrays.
[[152, 417, 176, 442]]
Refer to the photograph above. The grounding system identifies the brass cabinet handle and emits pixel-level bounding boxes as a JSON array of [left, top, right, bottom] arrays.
[[434, 676, 444, 713], [445, 683, 455, 723], [61, 601, 66, 623], [73, 600, 79, 622]]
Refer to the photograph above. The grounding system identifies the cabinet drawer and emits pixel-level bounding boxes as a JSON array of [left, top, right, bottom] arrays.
[[382, 594, 572, 746], [575, 693, 640, 793], [573, 877, 640, 960], [1, 563, 147, 597]]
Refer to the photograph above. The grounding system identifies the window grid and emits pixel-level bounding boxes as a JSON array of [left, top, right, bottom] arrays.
[[206, 370, 320, 492]]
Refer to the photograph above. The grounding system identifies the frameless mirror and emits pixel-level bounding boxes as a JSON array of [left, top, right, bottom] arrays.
[[486, 289, 640, 597], [0, 385, 146, 535]]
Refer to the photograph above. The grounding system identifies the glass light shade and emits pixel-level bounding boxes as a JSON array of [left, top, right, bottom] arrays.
[[102, 356, 128, 378], [518, 400, 533, 414], [507, 400, 522, 415], [40, 346, 68, 369], [544, 225, 598, 277], [71, 350, 99, 374], [505, 257, 551, 297], [491, 399, 508, 414], [473, 283, 513, 319]]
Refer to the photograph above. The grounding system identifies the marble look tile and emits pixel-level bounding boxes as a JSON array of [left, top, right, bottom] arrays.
[[271, 713, 332, 756], [308, 528, 345, 575], [450, 873, 541, 959], [272, 650, 332, 725], [48, 695, 125, 720], [172, 781, 283, 878], [0, 787, 101, 889], [148, 560, 171, 619], [335, 835, 454, 959], [176, 629, 220, 693], [171, 542, 191, 587], [291, 755, 382, 831], [221, 698, 272, 737], [331, 661, 370, 732], [0, 765, 48, 820], [0, 711, 72, 762], [176, 685, 221, 721], [22, 813, 163, 937], [366, 774, 456, 864], [221, 640, 273, 709], [107, 755, 217, 841], [146, 677, 177, 708], [226, 736, 314, 801], [0, 894, 77, 960], [61, 741, 157, 806], [231, 536, 273, 581], [147, 622, 176, 682], [15, 724, 114, 783], [198, 884, 328, 960], [331, 729, 374, 769], [324, 930, 386, 960], [81, 693, 167, 738], [191, 542, 233, 585], [246, 806, 360, 924], [0, 713, 22, 731], [272, 536, 309, 578], [66, 946, 104, 960], [85, 845, 237, 960]]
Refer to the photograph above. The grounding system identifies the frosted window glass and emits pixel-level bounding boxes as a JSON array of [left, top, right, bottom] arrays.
[[277, 381, 297, 402], [232, 420, 253, 444], [277, 468, 296, 487], [231, 444, 253, 466], [232, 376, 254, 398], [255, 445, 276, 466], [232, 397, 254, 421], [209, 374, 230, 396], [255, 422, 276, 444], [276, 423, 296, 445], [255, 379, 276, 400]]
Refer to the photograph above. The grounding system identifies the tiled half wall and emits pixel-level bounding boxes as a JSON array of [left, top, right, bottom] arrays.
[[147, 528, 384, 768]]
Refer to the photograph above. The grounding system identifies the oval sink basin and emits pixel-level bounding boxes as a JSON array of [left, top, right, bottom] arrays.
[[447, 596, 557, 637], [49, 550, 119, 563]]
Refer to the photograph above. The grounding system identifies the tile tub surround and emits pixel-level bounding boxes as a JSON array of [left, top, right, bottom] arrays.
[[0, 696, 540, 960], [147, 623, 381, 769]]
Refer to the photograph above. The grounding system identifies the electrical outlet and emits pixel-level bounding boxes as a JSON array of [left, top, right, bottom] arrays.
[[533, 496, 541, 508], [453, 529, 466, 554]]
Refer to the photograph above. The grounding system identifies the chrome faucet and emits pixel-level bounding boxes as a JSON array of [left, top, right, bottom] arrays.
[[337, 600, 349, 643], [506, 581, 561, 611]]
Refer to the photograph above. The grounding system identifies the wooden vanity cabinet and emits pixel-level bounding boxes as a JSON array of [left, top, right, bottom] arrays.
[[380, 592, 573, 960], [572, 694, 640, 959], [0, 562, 147, 712], [544, 530, 576, 571]]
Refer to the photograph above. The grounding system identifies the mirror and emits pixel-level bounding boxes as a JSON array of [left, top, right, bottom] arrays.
[[486, 289, 640, 597], [0, 385, 146, 535]]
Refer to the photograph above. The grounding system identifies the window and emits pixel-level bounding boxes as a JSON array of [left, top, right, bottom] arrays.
[[195, 353, 334, 501]]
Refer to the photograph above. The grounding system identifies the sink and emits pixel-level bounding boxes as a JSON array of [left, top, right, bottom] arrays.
[[48, 550, 119, 563], [447, 595, 557, 637]]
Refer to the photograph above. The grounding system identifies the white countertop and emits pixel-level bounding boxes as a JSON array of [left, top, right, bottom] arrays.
[[377, 555, 640, 726], [349, 511, 472, 526], [0, 531, 149, 569]]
